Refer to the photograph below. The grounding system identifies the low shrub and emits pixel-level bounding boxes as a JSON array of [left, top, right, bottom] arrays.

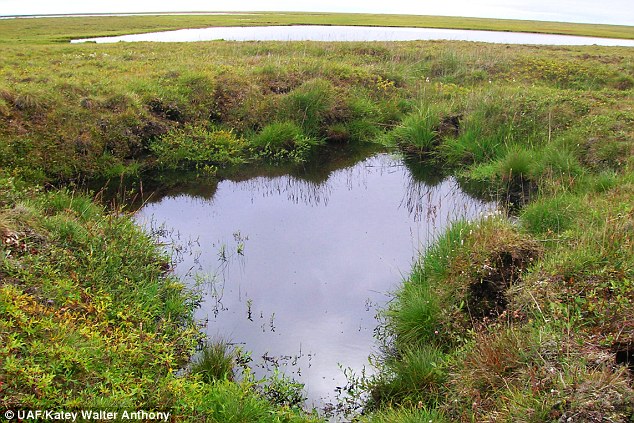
[[150, 125, 247, 171], [252, 121, 323, 163]]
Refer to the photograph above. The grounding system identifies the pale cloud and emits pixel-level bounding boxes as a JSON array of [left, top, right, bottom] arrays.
[[0, 0, 633, 25]]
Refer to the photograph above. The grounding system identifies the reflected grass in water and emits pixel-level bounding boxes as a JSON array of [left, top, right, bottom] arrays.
[[135, 152, 496, 410]]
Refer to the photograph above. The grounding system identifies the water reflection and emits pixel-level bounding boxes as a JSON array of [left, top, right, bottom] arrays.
[[135, 153, 495, 413], [237, 175, 332, 206]]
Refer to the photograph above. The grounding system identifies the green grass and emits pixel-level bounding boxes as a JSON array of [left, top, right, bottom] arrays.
[[2, 38, 632, 184], [1, 14, 633, 423], [252, 121, 323, 163], [368, 345, 448, 409], [279, 78, 336, 135], [359, 406, 448, 423], [191, 339, 236, 383], [387, 221, 470, 350], [520, 193, 582, 235], [150, 125, 248, 172], [383, 106, 441, 157]]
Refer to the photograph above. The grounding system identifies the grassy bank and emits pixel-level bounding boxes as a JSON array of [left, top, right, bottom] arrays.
[[1, 38, 632, 184], [1, 15, 633, 421]]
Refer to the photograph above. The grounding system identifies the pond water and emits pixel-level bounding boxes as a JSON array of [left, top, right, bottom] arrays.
[[134, 151, 495, 413], [72, 24, 634, 46]]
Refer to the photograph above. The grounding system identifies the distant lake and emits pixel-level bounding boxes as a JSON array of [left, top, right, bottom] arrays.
[[72, 25, 634, 46]]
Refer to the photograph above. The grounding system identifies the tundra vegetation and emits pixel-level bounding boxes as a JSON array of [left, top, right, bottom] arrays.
[[0, 14, 633, 422]]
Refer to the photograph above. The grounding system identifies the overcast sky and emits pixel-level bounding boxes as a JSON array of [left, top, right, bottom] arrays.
[[1, 0, 633, 26]]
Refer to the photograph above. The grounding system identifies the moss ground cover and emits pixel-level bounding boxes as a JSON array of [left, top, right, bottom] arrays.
[[1, 15, 633, 421]]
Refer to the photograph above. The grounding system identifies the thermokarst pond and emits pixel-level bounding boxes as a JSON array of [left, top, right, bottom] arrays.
[[134, 151, 495, 413]]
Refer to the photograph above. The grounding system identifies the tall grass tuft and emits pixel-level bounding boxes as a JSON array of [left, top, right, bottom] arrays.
[[252, 121, 305, 150], [280, 78, 334, 135], [534, 142, 584, 180], [520, 193, 582, 235], [438, 111, 507, 166], [389, 221, 470, 348], [392, 279, 441, 349], [191, 339, 235, 383], [386, 106, 440, 157], [370, 345, 447, 409], [497, 146, 535, 182]]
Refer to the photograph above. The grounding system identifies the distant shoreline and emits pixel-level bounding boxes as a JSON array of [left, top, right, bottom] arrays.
[[0, 12, 256, 19], [1, 12, 633, 42]]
